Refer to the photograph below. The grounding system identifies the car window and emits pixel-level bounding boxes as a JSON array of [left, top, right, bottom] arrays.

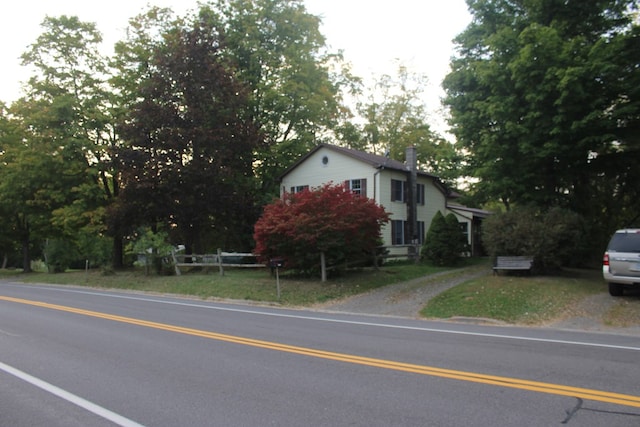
[[608, 232, 640, 253]]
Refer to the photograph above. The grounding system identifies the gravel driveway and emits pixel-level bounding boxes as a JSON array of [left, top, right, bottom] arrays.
[[315, 264, 490, 318]]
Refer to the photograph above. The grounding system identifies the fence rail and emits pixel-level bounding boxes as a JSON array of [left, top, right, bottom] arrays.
[[171, 249, 265, 276], [169, 244, 420, 278], [375, 244, 421, 263]]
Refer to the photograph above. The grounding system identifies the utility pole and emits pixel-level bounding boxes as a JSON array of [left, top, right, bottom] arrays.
[[405, 146, 419, 262]]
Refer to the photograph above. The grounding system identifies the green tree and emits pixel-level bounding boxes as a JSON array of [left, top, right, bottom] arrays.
[[1, 97, 90, 271], [116, 15, 263, 253], [342, 65, 461, 183], [443, 0, 640, 245], [0, 103, 26, 269], [17, 15, 118, 267]]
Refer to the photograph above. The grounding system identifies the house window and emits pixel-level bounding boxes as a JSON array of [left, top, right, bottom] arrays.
[[391, 179, 405, 202], [392, 220, 426, 245], [345, 179, 367, 196], [417, 183, 425, 205], [460, 222, 469, 245], [417, 221, 425, 244], [391, 220, 405, 245], [290, 185, 309, 193]]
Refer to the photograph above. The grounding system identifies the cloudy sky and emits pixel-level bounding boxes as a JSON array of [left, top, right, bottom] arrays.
[[0, 0, 472, 129]]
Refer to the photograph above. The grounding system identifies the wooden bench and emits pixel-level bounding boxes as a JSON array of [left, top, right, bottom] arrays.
[[493, 256, 534, 274]]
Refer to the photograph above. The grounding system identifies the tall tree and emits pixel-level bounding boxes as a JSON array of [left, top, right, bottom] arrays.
[[0, 16, 111, 270], [17, 15, 119, 266], [340, 64, 461, 183], [443, 0, 640, 235], [1, 96, 91, 271], [0, 103, 24, 268], [117, 15, 263, 253], [108, 6, 180, 266], [201, 0, 348, 198]]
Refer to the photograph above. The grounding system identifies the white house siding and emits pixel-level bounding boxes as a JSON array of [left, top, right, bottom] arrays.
[[378, 169, 404, 256], [377, 170, 447, 255], [280, 148, 375, 198], [381, 169, 407, 221], [420, 175, 447, 232]]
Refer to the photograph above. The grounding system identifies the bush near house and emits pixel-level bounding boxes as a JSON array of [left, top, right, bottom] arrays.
[[254, 184, 390, 275], [421, 211, 468, 266]]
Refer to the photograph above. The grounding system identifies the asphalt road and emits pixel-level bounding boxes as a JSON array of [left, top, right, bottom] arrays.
[[1, 281, 639, 426]]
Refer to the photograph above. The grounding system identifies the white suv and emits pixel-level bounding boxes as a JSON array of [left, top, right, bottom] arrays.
[[603, 229, 640, 296]]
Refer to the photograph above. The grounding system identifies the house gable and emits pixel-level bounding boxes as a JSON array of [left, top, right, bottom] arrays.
[[280, 146, 377, 198]]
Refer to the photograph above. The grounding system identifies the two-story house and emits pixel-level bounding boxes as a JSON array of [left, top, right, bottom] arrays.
[[279, 143, 488, 257]]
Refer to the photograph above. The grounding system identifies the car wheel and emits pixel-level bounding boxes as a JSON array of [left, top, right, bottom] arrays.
[[608, 283, 624, 296]]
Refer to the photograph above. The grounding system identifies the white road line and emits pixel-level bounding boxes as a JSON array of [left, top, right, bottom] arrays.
[[5, 283, 640, 352], [0, 361, 146, 427], [0, 327, 20, 337]]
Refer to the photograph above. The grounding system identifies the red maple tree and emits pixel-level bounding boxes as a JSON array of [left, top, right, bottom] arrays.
[[254, 183, 390, 273]]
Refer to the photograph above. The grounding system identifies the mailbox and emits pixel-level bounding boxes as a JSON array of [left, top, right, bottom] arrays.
[[270, 258, 285, 268]]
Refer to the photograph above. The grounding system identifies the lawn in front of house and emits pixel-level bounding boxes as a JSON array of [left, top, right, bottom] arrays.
[[421, 268, 604, 324], [5, 260, 459, 306]]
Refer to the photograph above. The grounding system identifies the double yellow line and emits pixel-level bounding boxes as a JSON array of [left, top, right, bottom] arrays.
[[3, 295, 640, 408]]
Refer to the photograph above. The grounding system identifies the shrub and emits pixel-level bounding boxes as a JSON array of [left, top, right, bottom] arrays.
[[422, 212, 468, 266], [126, 228, 175, 275], [76, 232, 113, 269], [254, 184, 390, 274], [43, 239, 80, 273]]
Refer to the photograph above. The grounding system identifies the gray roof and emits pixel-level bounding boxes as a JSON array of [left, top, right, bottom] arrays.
[[281, 143, 440, 180], [447, 204, 492, 218]]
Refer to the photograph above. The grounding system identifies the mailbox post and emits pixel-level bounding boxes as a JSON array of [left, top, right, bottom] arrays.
[[270, 258, 284, 300]]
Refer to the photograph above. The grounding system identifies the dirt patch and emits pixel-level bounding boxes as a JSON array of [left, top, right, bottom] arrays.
[[545, 290, 640, 334]]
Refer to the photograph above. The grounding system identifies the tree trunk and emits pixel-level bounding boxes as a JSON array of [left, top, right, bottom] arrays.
[[112, 234, 124, 269], [22, 235, 31, 273], [320, 252, 326, 282]]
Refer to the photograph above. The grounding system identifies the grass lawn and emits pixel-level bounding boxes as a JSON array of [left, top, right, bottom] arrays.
[[421, 268, 605, 324], [2, 260, 457, 306]]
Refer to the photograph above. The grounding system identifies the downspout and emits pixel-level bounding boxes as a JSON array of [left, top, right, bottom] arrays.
[[374, 150, 390, 204], [373, 169, 381, 204]]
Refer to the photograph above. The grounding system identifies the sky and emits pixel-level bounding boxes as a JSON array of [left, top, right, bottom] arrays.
[[0, 0, 472, 132]]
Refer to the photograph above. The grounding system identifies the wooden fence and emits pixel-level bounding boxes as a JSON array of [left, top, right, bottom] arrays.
[[169, 244, 420, 279], [171, 249, 265, 276]]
